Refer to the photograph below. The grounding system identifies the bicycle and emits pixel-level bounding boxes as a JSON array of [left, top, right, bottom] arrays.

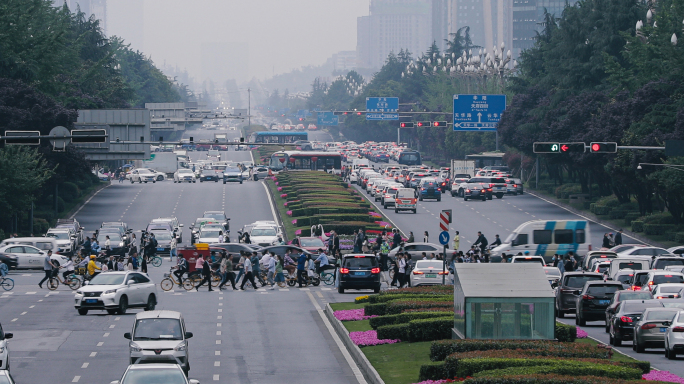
[[0, 276, 14, 291], [319, 268, 336, 286], [160, 268, 194, 291], [146, 255, 163, 268], [59, 271, 83, 290]]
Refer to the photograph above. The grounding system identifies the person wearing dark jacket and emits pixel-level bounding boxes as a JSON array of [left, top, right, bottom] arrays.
[[392, 230, 402, 249], [473, 232, 488, 253], [196, 255, 214, 291], [615, 230, 623, 246], [491, 235, 502, 247], [602, 233, 611, 249]]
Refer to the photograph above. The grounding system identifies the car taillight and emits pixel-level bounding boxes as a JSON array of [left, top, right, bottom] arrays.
[[641, 323, 656, 330], [466, 189, 471, 193], [487, 188, 492, 191], [620, 316, 633, 323], [513, 184, 517, 187], [412, 178, 415, 181], [673, 326, 684, 332], [413, 271, 424, 275], [490, 183, 494, 187], [354, 255, 364, 258], [481, 190, 486, 193], [421, 188, 425, 191], [582, 295, 594, 300], [438, 271, 448, 275], [371, 268, 380, 274], [340, 268, 349, 274]]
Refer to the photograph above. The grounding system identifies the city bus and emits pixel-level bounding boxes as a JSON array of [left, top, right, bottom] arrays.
[[249, 131, 308, 144], [269, 151, 342, 172]]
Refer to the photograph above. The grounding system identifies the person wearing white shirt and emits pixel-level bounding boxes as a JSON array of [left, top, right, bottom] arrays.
[[240, 255, 258, 290], [267, 256, 276, 289], [218, 231, 224, 243]]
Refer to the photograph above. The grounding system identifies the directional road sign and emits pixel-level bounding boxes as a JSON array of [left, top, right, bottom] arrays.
[[317, 112, 339, 126], [439, 231, 450, 246], [366, 97, 399, 121], [453, 94, 506, 132]]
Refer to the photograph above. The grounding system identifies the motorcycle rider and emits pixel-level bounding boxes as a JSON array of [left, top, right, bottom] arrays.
[[174, 256, 188, 286]]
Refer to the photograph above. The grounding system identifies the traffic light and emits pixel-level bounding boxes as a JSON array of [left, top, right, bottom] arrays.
[[400, 122, 414, 128], [533, 142, 561, 153], [71, 129, 107, 143], [416, 121, 431, 127], [559, 142, 586, 153], [333, 111, 344, 116], [3, 131, 40, 145], [433, 121, 448, 127], [589, 142, 618, 153]]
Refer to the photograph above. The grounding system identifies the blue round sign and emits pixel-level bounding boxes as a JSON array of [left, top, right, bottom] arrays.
[[438, 231, 450, 245]]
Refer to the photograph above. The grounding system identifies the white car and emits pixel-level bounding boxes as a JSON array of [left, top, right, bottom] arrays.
[[196, 228, 223, 244], [110, 364, 199, 384], [664, 310, 684, 359], [174, 169, 196, 183], [0, 244, 67, 270], [667, 246, 684, 256], [618, 247, 672, 257], [124, 310, 193, 375], [0, 323, 13, 372], [147, 169, 165, 181], [74, 271, 157, 316], [249, 226, 280, 247], [129, 169, 156, 183], [652, 283, 684, 299], [45, 229, 76, 255], [409, 260, 448, 286]]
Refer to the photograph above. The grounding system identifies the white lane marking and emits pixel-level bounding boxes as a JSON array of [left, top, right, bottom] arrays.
[[70, 184, 111, 219], [29, 305, 35, 308], [215, 351, 221, 356], [218, 309, 222, 312], [217, 323, 221, 327], [279, 288, 289, 291], [216, 340, 221, 344], [22, 274, 31, 277], [11, 318, 17, 322], [305, 292, 367, 384], [216, 331, 221, 336], [109, 325, 115, 329], [97, 342, 104, 347], [81, 362, 89, 369], [103, 333, 110, 337], [217, 315, 223, 319], [218, 302, 223, 306], [299, 288, 310, 291], [89, 352, 97, 357], [261, 182, 279, 224], [20, 312, 27, 315], [320, 288, 331, 291], [115, 317, 120, 321], [213, 374, 219, 381], [316, 292, 324, 298], [72, 376, 81, 382], [26, 292, 36, 295], [214, 361, 220, 367]]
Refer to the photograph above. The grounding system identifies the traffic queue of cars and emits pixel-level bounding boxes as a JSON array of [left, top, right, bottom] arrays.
[[126, 159, 261, 185], [0, 219, 84, 270]]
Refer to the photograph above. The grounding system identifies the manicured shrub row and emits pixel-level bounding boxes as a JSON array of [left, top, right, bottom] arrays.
[[469, 362, 642, 380], [430, 340, 602, 362], [644, 223, 678, 236], [296, 223, 388, 237], [402, 307, 456, 313], [295, 215, 372, 227], [457, 374, 670, 384], [368, 310, 453, 329], [368, 293, 452, 304], [376, 317, 453, 342], [378, 285, 454, 296], [364, 299, 453, 316], [555, 322, 577, 342]]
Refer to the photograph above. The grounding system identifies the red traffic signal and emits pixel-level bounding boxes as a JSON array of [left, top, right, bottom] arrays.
[[559, 142, 585, 153], [590, 142, 618, 153], [400, 122, 414, 128], [433, 121, 447, 127], [416, 121, 430, 127]]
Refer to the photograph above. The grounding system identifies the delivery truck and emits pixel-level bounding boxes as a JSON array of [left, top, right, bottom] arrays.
[[138, 153, 190, 178], [450, 160, 476, 178]]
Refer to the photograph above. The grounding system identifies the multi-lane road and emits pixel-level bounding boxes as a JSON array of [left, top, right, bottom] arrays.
[[1, 129, 679, 384]]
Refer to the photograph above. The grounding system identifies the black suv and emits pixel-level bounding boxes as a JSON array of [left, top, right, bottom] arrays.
[[609, 299, 664, 346], [338, 254, 381, 294], [555, 272, 603, 318], [575, 281, 623, 326]]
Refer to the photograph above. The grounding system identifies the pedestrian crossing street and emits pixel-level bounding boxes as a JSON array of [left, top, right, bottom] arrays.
[[163, 286, 337, 295]]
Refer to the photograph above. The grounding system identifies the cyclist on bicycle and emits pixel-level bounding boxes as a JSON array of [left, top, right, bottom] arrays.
[[0, 259, 8, 278], [60, 257, 75, 283], [314, 249, 333, 275], [173, 256, 188, 286], [87, 255, 101, 278], [283, 250, 297, 277]]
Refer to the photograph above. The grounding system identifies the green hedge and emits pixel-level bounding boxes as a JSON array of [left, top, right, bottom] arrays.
[[555, 322, 577, 342], [369, 311, 454, 330], [631, 221, 644, 232], [644, 223, 677, 236], [592, 205, 612, 215], [624, 212, 641, 226], [430, 339, 610, 362], [408, 317, 453, 341], [418, 363, 447, 381], [471, 363, 642, 380], [609, 209, 629, 219], [368, 294, 452, 304], [676, 232, 684, 244], [376, 323, 409, 340], [364, 299, 453, 317]]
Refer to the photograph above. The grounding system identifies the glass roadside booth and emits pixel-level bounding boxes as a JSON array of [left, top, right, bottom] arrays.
[[453, 264, 555, 340]]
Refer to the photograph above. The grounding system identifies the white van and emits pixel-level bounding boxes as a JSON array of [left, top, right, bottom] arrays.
[[490, 220, 591, 264], [352, 158, 370, 169], [0, 237, 59, 253], [608, 257, 651, 280]]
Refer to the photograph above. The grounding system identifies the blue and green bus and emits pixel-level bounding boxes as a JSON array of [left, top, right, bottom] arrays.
[[249, 131, 307, 144]]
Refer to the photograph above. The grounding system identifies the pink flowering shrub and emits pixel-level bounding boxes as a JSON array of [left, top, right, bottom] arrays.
[[576, 327, 588, 339], [275, 181, 279, 185], [334, 309, 377, 321], [295, 229, 302, 235], [286, 210, 292, 216], [277, 187, 283, 191], [280, 193, 287, 198], [643, 371, 684, 383], [292, 219, 297, 225], [349, 330, 400, 347]]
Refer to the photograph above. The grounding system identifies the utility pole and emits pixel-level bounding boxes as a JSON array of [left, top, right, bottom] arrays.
[[248, 88, 251, 129]]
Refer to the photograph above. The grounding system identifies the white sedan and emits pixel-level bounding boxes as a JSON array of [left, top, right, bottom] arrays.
[[0, 244, 68, 270], [0, 323, 13, 373], [74, 271, 157, 316], [664, 310, 684, 359], [249, 226, 280, 247], [129, 169, 156, 183], [174, 169, 196, 183], [653, 283, 684, 299], [409, 260, 449, 286]]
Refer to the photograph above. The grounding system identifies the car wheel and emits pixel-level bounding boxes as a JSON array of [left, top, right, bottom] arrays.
[[374, 286, 380, 293], [670, 350, 677, 360], [131, 180, 134, 184], [557, 307, 564, 318], [412, 209, 416, 213], [383, 204, 387, 209], [451, 191, 455, 197], [223, 180, 226, 184], [496, 194, 503, 199], [437, 197, 441, 202], [635, 338, 645, 353], [338, 286, 345, 294], [118, 295, 128, 315], [145, 294, 156, 311], [157, 175, 163, 181], [144, 181, 147, 183], [464, 196, 468, 201], [107, 309, 118, 315], [77, 308, 88, 316], [153, 180, 156, 183], [578, 316, 586, 326], [613, 334, 622, 346]]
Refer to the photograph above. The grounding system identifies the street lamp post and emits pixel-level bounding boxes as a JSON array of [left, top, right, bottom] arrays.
[[637, 163, 684, 172]]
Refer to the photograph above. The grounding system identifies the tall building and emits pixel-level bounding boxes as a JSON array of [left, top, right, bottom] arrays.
[[432, 0, 452, 52], [512, 0, 579, 57], [451, 0, 512, 57], [64, 0, 108, 34], [356, 0, 432, 70]]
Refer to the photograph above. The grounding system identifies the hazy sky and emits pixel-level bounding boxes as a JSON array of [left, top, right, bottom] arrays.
[[108, 0, 369, 84]]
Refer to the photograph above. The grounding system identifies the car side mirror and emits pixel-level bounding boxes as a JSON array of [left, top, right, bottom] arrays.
[[127, 281, 134, 286], [4, 333, 13, 339], [39, 251, 45, 255], [185, 332, 193, 339], [123, 332, 131, 339]]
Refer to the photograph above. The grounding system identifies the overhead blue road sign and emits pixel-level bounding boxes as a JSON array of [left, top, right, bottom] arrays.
[[439, 231, 450, 245], [453, 94, 506, 132], [317, 112, 339, 126], [366, 97, 399, 121]]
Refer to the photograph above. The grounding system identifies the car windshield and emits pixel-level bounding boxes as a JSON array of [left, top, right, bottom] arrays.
[[655, 259, 684, 269], [225, 168, 241, 173], [544, 268, 561, 277], [586, 285, 620, 296], [203, 214, 225, 221], [344, 257, 378, 268], [654, 275, 684, 285], [89, 274, 125, 285], [179, 170, 192, 174], [200, 230, 221, 238], [396, 190, 414, 198], [46, 232, 69, 240], [100, 234, 122, 242], [565, 275, 602, 288], [659, 286, 684, 293], [514, 258, 544, 265], [252, 228, 276, 237], [618, 291, 652, 301], [645, 310, 679, 321], [152, 232, 173, 241], [122, 367, 187, 384], [300, 238, 324, 247], [416, 261, 444, 269], [133, 318, 183, 341]]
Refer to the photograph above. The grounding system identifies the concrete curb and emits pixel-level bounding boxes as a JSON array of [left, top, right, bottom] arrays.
[[66, 181, 111, 220], [263, 179, 289, 243], [324, 303, 385, 384], [525, 190, 664, 248]]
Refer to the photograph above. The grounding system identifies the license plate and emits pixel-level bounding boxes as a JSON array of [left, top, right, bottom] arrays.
[[354, 272, 365, 276], [425, 274, 437, 278], [598, 300, 609, 305], [157, 247, 164, 251], [86, 299, 97, 303], [661, 328, 668, 332]]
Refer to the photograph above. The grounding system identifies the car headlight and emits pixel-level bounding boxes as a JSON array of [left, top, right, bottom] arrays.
[[104, 289, 118, 295], [76, 290, 82, 295], [119, 242, 124, 247], [0, 346, 4, 353], [174, 341, 187, 352], [129, 342, 142, 352]]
